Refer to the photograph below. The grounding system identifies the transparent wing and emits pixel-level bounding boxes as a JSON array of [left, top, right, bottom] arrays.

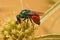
[[28, 11, 44, 16]]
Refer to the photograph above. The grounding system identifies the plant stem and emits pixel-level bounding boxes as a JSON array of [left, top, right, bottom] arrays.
[[36, 1, 60, 38], [41, 1, 60, 23]]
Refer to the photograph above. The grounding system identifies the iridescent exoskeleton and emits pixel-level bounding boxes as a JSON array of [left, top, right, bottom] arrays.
[[16, 9, 43, 25]]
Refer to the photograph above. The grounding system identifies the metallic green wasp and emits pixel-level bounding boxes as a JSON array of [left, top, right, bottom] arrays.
[[16, 9, 43, 25]]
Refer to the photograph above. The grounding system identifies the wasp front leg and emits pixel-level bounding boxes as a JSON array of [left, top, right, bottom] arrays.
[[16, 15, 21, 24]]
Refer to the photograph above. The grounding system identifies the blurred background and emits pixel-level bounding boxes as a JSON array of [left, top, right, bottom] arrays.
[[0, 0, 60, 38]]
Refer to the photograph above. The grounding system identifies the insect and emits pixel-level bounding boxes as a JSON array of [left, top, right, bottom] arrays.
[[16, 9, 43, 25]]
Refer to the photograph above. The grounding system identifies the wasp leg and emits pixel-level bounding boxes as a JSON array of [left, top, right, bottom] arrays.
[[30, 18, 35, 27], [16, 18, 21, 24], [16, 15, 21, 24], [30, 18, 33, 23], [25, 19, 29, 29], [23, 18, 26, 21]]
